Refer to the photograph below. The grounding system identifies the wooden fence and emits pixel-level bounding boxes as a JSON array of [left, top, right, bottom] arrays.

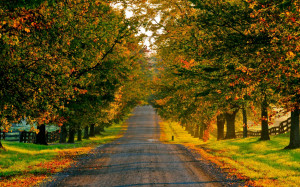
[[1, 130, 60, 143], [0, 131, 20, 141], [236, 117, 291, 138], [0, 131, 5, 140], [19, 131, 36, 143], [47, 130, 60, 143]]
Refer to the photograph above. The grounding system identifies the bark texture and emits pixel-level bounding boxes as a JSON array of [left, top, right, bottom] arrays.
[[60, 124, 67, 143], [90, 124, 95, 137], [77, 129, 82, 141], [217, 114, 225, 140], [199, 123, 205, 139], [83, 126, 89, 139], [188, 124, 194, 135], [285, 107, 300, 149], [193, 124, 200, 138], [260, 98, 270, 141], [68, 127, 75, 143], [242, 107, 248, 138], [225, 110, 238, 139]]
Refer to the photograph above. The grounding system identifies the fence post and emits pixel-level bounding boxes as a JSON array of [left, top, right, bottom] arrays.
[[46, 131, 51, 143], [25, 131, 28, 143], [19, 131, 23, 142]]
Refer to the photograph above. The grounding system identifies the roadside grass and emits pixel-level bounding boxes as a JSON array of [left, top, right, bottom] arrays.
[[0, 122, 127, 187], [160, 120, 300, 187]]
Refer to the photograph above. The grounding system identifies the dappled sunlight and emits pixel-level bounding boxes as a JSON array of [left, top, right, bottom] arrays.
[[0, 0, 299, 186], [160, 120, 300, 187], [0, 123, 127, 187], [5, 147, 59, 155]]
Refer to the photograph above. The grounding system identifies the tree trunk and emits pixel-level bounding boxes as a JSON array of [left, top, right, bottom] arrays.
[[0, 128, 4, 148], [186, 124, 190, 134], [83, 126, 89, 139], [35, 124, 48, 145], [0, 124, 3, 148], [90, 124, 95, 137], [260, 98, 270, 140], [285, 106, 300, 149], [190, 124, 195, 137], [217, 114, 225, 140], [194, 124, 200, 138], [185, 124, 188, 131], [243, 106, 248, 138], [188, 124, 193, 135], [59, 124, 67, 143], [95, 126, 101, 135], [225, 110, 238, 139], [190, 124, 194, 135], [68, 126, 75, 143], [0, 137, 5, 150], [199, 123, 205, 139], [77, 129, 82, 141], [100, 125, 105, 133]]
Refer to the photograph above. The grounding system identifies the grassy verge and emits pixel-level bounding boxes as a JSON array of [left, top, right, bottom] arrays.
[[0, 122, 127, 187], [160, 120, 300, 187]]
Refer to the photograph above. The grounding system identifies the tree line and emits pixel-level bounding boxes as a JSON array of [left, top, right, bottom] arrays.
[[147, 0, 299, 149], [0, 0, 150, 147]]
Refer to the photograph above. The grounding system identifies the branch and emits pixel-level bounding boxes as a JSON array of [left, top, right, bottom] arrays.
[[72, 31, 131, 79]]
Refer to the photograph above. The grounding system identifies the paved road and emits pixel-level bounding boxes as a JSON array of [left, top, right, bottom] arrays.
[[46, 106, 242, 187]]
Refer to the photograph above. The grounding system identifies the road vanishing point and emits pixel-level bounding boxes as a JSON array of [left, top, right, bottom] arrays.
[[44, 106, 244, 187]]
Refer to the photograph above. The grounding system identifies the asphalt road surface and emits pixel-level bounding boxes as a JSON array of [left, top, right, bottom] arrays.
[[45, 106, 243, 187]]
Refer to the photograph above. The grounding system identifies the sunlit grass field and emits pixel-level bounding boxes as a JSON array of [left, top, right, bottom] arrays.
[[0, 123, 127, 186], [160, 120, 300, 187]]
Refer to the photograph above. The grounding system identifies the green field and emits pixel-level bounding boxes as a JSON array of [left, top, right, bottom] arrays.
[[0, 122, 125, 178], [161, 120, 300, 187]]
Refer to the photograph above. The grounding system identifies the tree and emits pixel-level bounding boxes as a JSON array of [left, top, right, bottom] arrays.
[[242, 104, 248, 138], [285, 106, 300, 149], [0, 0, 148, 145], [259, 94, 270, 140], [217, 114, 225, 140], [149, 0, 300, 143], [35, 124, 48, 145]]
